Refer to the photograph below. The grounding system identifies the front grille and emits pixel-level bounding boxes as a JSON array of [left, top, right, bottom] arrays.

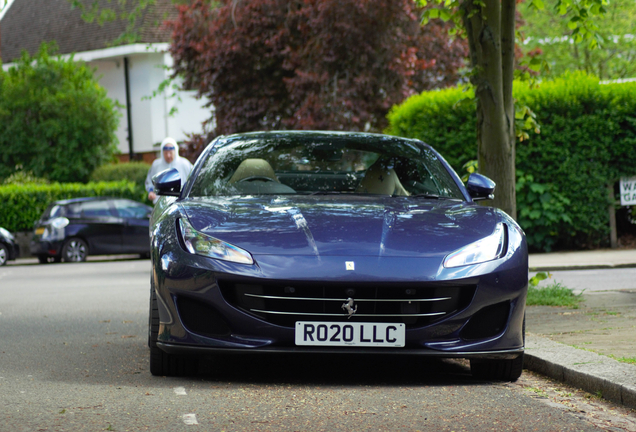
[[218, 279, 476, 328]]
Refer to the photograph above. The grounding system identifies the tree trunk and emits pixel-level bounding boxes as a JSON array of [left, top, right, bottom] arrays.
[[461, 0, 517, 219]]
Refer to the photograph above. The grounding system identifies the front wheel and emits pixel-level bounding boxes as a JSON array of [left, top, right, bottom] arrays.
[[470, 353, 524, 382], [62, 238, 88, 262], [0, 243, 8, 266]]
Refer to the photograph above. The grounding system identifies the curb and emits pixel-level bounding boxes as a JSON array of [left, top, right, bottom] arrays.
[[530, 263, 636, 272], [524, 335, 636, 409], [8, 255, 145, 266]]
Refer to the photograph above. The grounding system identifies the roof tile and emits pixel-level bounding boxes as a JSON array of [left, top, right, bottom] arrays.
[[1, 0, 177, 63]]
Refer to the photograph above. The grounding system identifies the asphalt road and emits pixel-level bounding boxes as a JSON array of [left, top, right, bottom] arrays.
[[0, 260, 633, 431], [529, 267, 636, 294]]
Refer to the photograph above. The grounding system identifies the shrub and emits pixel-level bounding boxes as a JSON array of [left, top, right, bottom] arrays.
[[90, 161, 151, 204], [385, 86, 476, 171], [386, 72, 636, 251], [516, 171, 572, 252], [2, 171, 49, 185], [0, 43, 120, 183]]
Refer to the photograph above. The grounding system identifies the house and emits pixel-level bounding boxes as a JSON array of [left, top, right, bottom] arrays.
[[0, 0, 212, 163]]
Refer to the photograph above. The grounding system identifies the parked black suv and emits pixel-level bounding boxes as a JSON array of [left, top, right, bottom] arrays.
[[30, 197, 152, 263]]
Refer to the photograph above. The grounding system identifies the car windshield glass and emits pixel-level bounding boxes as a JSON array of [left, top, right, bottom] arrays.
[[188, 134, 464, 199], [47, 205, 64, 218]]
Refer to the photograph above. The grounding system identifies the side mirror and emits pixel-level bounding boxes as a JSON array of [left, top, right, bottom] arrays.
[[153, 168, 181, 197], [466, 173, 495, 201]]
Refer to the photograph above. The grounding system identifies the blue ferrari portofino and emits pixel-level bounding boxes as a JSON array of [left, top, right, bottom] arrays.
[[149, 131, 528, 380]]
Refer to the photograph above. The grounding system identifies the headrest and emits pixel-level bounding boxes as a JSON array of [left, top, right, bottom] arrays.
[[229, 158, 279, 183]]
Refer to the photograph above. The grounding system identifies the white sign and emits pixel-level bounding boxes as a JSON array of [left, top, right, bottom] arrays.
[[620, 177, 636, 206]]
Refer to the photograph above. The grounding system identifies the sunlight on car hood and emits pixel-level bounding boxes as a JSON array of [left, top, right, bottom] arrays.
[[181, 196, 501, 258]]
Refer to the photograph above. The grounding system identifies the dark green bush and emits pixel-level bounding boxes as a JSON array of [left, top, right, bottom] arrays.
[[0, 43, 119, 183], [515, 171, 572, 252], [386, 86, 477, 171], [0, 181, 142, 233], [386, 72, 636, 251], [90, 161, 151, 205]]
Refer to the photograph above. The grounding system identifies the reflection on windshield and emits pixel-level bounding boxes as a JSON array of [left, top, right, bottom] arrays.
[[189, 135, 464, 200]]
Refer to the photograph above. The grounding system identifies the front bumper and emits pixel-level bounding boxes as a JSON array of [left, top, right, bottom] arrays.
[[30, 239, 63, 257], [157, 342, 524, 359], [151, 239, 528, 359]]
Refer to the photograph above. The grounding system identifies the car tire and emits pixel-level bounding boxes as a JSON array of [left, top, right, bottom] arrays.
[[0, 243, 8, 266], [470, 353, 524, 382], [62, 238, 88, 262], [148, 287, 197, 377], [470, 312, 525, 382]]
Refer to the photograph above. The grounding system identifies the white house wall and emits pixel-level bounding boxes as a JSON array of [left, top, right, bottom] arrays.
[[91, 58, 129, 153], [166, 90, 214, 145], [162, 52, 213, 152], [123, 51, 212, 155]]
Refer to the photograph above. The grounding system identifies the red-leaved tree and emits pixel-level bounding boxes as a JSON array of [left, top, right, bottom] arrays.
[[169, 0, 467, 156]]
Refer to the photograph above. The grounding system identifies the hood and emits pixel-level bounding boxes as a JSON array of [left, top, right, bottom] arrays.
[[182, 196, 501, 258]]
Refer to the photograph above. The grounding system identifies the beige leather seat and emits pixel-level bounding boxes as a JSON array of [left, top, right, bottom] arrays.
[[229, 159, 279, 184], [356, 162, 410, 196]]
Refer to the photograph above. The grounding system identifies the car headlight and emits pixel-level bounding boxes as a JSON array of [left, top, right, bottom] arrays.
[[51, 217, 69, 229], [178, 217, 253, 265], [0, 227, 13, 241], [443, 223, 506, 268], [41, 217, 69, 241]]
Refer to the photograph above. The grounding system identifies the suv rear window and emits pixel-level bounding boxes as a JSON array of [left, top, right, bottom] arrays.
[[80, 201, 113, 217]]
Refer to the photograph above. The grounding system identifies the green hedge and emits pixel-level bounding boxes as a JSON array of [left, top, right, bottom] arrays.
[[386, 72, 636, 251], [0, 181, 143, 233], [90, 161, 151, 205]]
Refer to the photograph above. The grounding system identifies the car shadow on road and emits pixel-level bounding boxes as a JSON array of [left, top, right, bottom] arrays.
[[192, 352, 476, 387]]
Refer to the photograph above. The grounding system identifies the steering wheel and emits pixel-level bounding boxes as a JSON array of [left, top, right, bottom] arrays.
[[237, 176, 276, 183]]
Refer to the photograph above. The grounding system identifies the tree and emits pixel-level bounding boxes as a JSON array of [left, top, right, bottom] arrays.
[[419, 0, 606, 218], [168, 0, 467, 147], [0, 43, 120, 183], [521, 0, 636, 80]]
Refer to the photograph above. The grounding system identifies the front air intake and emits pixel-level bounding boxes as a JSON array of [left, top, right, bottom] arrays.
[[459, 301, 510, 340], [176, 296, 232, 338]]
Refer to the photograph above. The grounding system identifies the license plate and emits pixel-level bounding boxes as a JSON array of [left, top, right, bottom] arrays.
[[295, 321, 405, 347], [35, 227, 45, 235]]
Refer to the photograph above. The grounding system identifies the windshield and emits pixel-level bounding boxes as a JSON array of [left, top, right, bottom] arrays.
[[188, 134, 465, 199]]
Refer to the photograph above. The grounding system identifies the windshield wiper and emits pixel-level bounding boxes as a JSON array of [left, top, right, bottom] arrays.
[[408, 194, 462, 201], [408, 193, 443, 199], [307, 190, 344, 195]]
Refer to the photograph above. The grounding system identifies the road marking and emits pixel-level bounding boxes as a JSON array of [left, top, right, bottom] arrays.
[[182, 413, 198, 425], [174, 386, 187, 395]]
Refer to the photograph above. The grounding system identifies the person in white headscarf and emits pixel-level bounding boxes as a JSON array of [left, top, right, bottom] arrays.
[[145, 137, 194, 203]]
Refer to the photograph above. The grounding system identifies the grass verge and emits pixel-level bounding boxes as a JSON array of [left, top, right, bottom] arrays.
[[526, 282, 584, 308], [609, 355, 636, 365]]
